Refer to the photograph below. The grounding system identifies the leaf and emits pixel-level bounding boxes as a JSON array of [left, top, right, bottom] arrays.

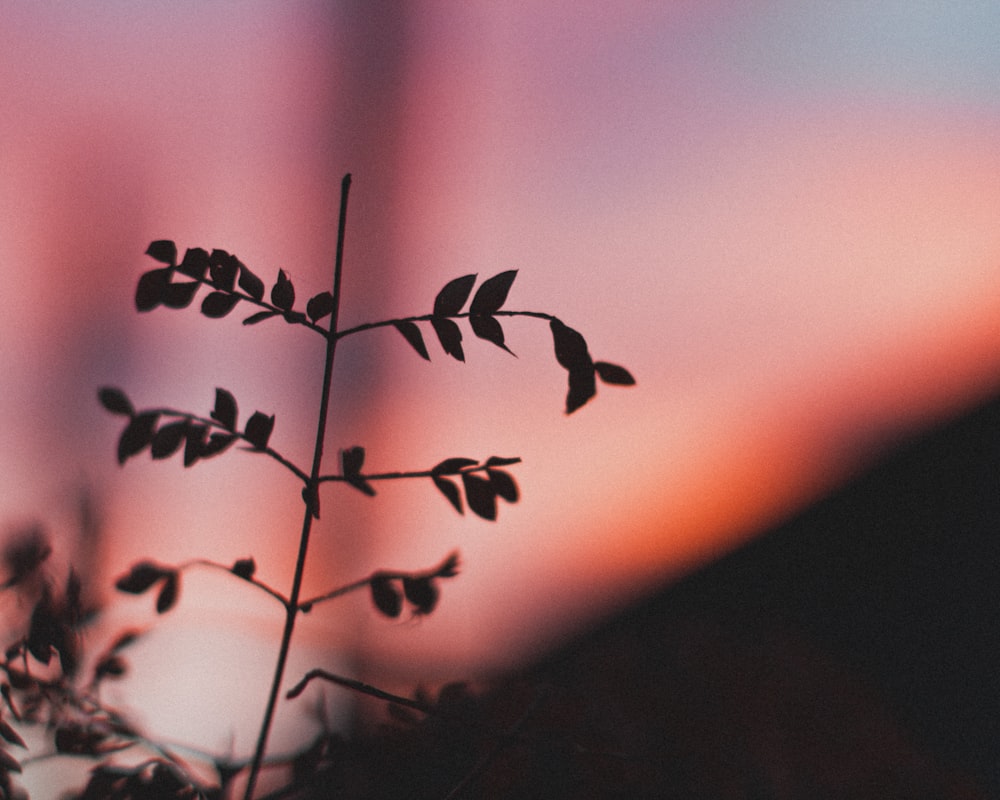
[[0, 747, 21, 774], [342, 446, 375, 496], [433, 274, 476, 316], [211, 388, 238, 431], [485, 455, 520, 467], [238, 262, 265, 301], [208, 249, 239, 291], [306, 292, 334, 322], [0, 720, 25, 749], [550, 319, 593, 371], [117, 412, 159, 464], [565, 366, 597, 414], [393, 321, 430, 360], [231, 558, 256, 580], [162, 280, 200, 309], [244, 411, 275, 450], [183, 423, 207, 467], [402, 577, 439, 615], [243, 310, 279, 326], [200, 432, 236, 458], [178, 247, 209, 279], [431, 317, 464, 361], [341, 446, 365, 476], [145, 240, 177, 266], [156, 572, 179, 613], [150, 420, 188, 460], [370, 577, 402, 618], [461, 473, 497, 520], [432, 475, 463, 514], [135, 268, 171, 312], [595, 361, 636, 386], [432, 457, 477, 474], [98, 387, 133, 416], [271, 269, 295, 311], [201, 291, 241, 318], [436, 552, 460, 578], [469, 314, 514, 354], [115, 562, 168, 594], [488, 469, 519, 503], [469, 270, 517, 315]]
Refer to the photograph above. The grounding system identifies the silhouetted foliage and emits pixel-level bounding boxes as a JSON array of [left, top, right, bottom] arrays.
[[0, 174, 634, 799]]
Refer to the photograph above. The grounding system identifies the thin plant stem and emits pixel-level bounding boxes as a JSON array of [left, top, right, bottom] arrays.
[[243, 173, 352, 800]]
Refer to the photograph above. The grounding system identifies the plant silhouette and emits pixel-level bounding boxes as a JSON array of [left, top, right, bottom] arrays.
[[0, 174, 633, 798]]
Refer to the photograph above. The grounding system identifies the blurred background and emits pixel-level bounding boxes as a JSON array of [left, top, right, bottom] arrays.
[[3, 0, 1000, 791]]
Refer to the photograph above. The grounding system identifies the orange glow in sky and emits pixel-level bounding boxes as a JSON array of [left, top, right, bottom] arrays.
[[4, 0, 1000, 776]]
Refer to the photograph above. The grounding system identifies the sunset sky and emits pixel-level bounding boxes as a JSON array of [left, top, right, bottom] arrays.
[[4, 0, 1000, 777]]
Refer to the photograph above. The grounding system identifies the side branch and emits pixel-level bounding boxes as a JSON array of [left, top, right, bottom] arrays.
[[335, 309, 557, 341], [317, 457, 521, 484]]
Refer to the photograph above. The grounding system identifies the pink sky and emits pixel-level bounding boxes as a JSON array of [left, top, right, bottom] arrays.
[[4, 0, 1000, 776]]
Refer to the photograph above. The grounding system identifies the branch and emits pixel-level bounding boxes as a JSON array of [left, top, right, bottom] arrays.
[[286, 670, 435, 714], [297, 551, 459, 612], [139, 407, 308, 482], [317, 457, 520, 485], [334, 309, 557, 342]]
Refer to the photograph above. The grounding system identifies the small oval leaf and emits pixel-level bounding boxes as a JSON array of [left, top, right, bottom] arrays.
[[145, 240, 177, 266], [200, 432, 236, 458], [98, 387, 133, 416], [162, 281, 200, 309], [155, 572, 179, 613], [565, 367, 597, 414], [306, 292, 334, 322], [469, 270, 517, 315], [238, 262, 265, 301], [432, 457, 477, 474], [370, 577, 402, 618], [393, 321, 430, 360], [115, 562, 168, 594], [243, 310, 278, 326], [550, 319, 593, 371], [231, 558, 256, 580], [117, 412, 160, 465], [402, 577, 439, 615], [432, 475, 463, 514], [433, 274, 476, 316], [151, 420, 189, 460], [341, 446, 365, 477], [208, 250, 239, 291], [135, 268, 172, 312], [594, 361, 636, 386], [431, 317, 464, 361], [178, 247, 209, 279], [271, 269, 295, 311], [244, 411, 275, 450], [201, 292, 241, 318], [470, 314, 514, 355], [211, 388, 238, 431], [461, 473, 497, 520], [488, 469, 519, 503]]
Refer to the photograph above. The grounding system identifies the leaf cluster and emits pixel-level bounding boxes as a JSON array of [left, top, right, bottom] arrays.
[[99, 387, 274, 468], [394, 270, 518, 361], [139, 241, 333, 332]]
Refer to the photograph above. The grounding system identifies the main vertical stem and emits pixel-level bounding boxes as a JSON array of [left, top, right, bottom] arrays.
[[244, 174, 352, 800]]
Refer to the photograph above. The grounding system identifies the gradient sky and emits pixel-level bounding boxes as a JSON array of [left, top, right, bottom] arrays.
[[4, 0, 1000, 778]]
